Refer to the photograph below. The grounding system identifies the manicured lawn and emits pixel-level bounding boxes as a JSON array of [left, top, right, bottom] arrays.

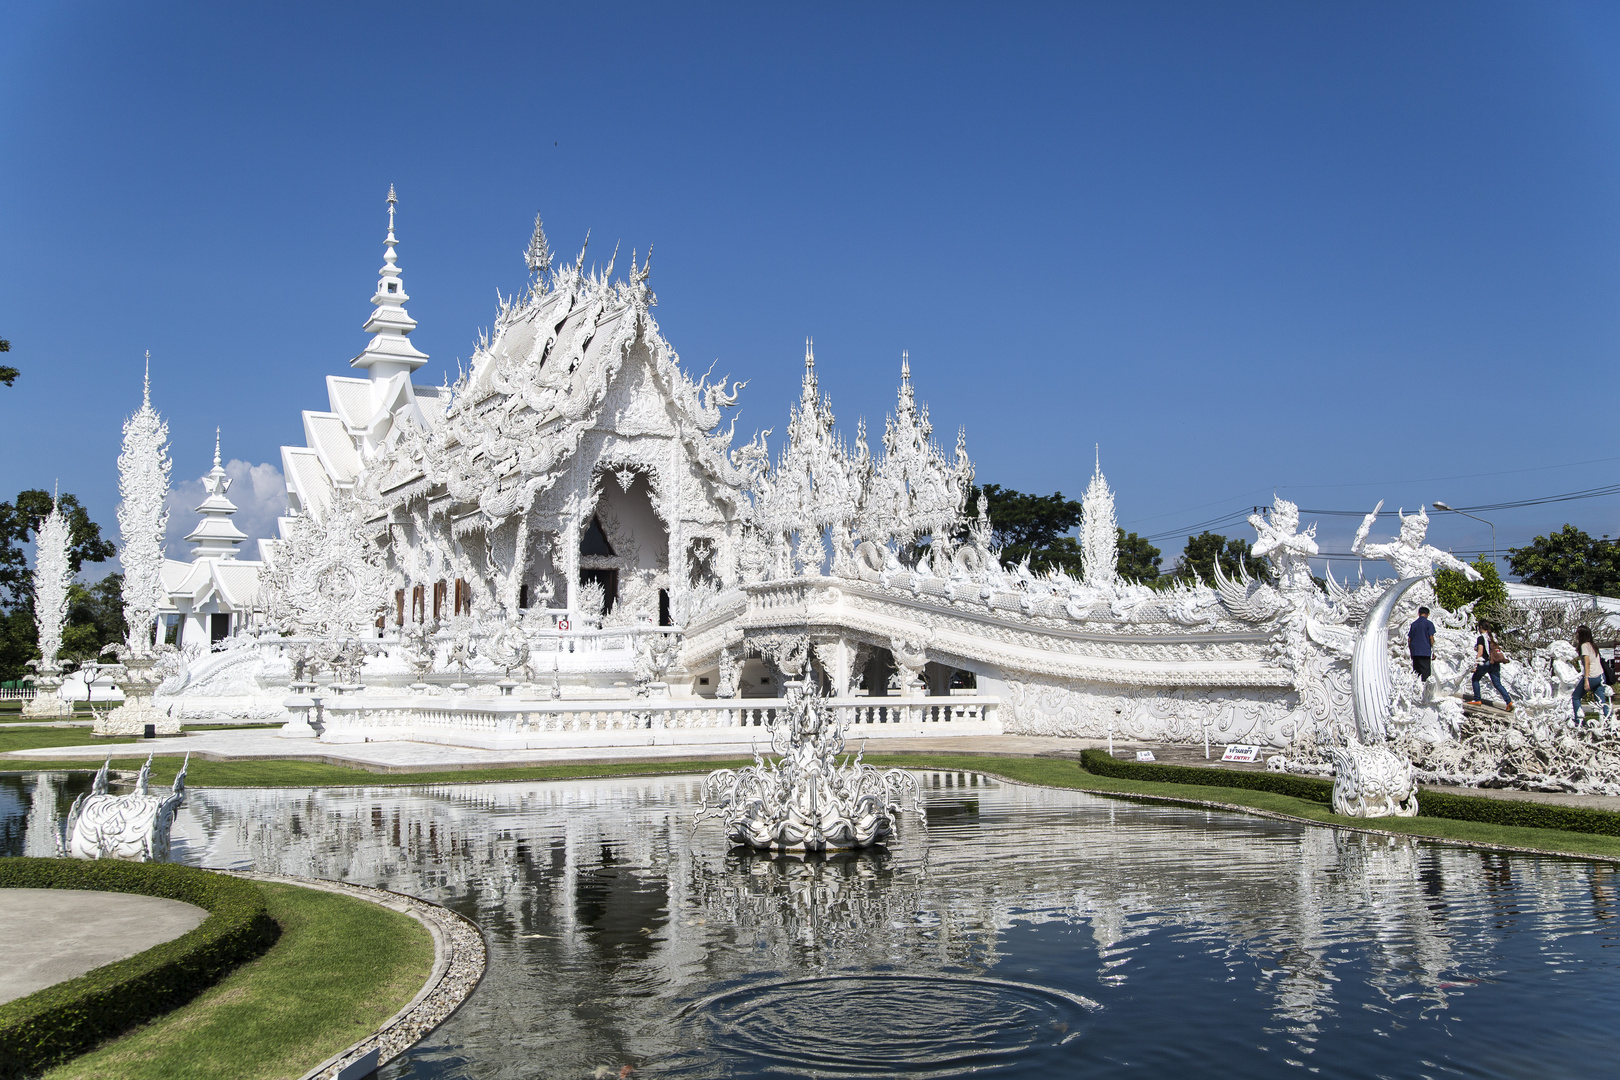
[[863, 753, 1620, 862], [0, 727, 135, 753], [2, 750, 761, 789], [44, 881, 435, 1080], [7, 734, 1619, 861]]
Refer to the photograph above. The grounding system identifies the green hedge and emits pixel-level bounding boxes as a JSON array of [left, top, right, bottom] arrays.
[[1078, 748, 1333, 803], [0, 859, 279, 1079], [1077, 749, 1620, 838]]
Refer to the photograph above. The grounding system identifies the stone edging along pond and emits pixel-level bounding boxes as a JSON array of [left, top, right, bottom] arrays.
[[213, 872, 488, 1080]]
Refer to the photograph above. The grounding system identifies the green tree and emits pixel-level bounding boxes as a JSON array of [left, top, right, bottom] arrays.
[[1507, 524, 1620, 597], [1434, 557, 1510, 614], [1170, 531, 1272, 586], [966, 484, 1084, 575], [0, 489, 117, 607], [0, 336, 14, 387], [61, 572, 128, 661], [1116, 529, 1162, 583]]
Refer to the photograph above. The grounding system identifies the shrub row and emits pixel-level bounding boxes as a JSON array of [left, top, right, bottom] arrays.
[[1078, 748, 1333, 803], [1077, 749, 1620, 838], [0, 858, 279, 1079]]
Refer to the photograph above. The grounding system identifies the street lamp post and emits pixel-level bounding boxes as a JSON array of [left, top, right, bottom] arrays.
[[1433, 501, 1497, 566]]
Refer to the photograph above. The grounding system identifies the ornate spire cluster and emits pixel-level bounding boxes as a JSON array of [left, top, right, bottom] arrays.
[[117, 357, 172, 657], [755, 349, 973, 555], [1081, 447, 1118, 587], [31, 488, 72, 674], [352, 184, 430, 379], [184, 428, 248, 561], [525, 212, 553, 292]]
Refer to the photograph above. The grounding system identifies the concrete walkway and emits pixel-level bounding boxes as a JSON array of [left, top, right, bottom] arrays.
[[0, 889, 208, 1005]]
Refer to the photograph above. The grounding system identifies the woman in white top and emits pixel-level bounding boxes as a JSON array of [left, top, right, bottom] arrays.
[[1573, 625, 1610, 724]]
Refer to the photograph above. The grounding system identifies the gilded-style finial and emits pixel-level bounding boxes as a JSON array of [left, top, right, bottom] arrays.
[[805, 337, 814, 370], [901, 350, 910, 380], [214, 427, 222, 468], [386, 183, 397, 234], [143, 350, 151, 406]]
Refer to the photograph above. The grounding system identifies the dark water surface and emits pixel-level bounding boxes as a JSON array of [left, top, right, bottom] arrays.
[[5, 770, 1618, 1079]]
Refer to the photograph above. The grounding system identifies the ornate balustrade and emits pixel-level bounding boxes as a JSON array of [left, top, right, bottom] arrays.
[[310, 694, 1000, 744]]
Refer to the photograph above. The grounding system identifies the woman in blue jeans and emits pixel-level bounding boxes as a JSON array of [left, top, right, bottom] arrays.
[[1573, 625, 1609, 724], [1468, 621, 1513, 710]]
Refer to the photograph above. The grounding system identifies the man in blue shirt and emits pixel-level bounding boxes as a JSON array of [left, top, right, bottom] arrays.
[[1408, 606, 1436, 682]]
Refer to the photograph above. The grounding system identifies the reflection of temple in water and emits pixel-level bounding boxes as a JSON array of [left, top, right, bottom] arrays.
[[3, 769, 1591, 1073]]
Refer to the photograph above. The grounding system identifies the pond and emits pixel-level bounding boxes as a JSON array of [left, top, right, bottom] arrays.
[[4, 770, 1617, 1078]]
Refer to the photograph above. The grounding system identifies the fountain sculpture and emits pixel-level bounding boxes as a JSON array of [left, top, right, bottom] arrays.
[[701, 683, 922, 851], [64, 753, 189, 861]]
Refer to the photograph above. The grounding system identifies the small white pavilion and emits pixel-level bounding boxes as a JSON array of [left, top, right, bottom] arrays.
[[159, 431, 265, 647]]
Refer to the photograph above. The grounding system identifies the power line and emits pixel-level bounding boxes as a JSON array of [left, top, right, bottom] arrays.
[[1139, 482, 1620, 550]]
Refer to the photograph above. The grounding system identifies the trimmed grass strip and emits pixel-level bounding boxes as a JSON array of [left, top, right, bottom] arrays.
[[44, 881, 434, 1080]]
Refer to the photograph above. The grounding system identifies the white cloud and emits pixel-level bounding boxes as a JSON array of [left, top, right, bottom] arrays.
[[164, 459, 288, 560]]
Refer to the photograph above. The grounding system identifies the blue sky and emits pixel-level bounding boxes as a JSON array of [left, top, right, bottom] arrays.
[[3, 2, 1619, 579]]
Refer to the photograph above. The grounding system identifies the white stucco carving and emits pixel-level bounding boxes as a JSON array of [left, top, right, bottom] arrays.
[[65, 754, 188, 861], [117, 356, 171, 659], [1080, 450, 1117, 589], [23, 494, 74, 717]]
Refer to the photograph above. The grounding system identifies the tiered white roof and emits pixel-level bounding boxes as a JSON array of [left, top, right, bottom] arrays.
[[183, 429, 248, 560], [281, 188, 449, 519]]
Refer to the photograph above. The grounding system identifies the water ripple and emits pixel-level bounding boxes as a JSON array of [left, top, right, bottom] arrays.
[[679, 974, 1097, 1077]]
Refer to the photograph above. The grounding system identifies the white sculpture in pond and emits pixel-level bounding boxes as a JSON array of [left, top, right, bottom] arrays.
[[65, 753, 189, 862], [700, 682, 922, 851]]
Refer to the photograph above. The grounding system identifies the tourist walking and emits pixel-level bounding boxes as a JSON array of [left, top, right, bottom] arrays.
[[1573, 625, 1609, 725], [1467, 621, 1513, 711], [1407, 606, 1436, 681]]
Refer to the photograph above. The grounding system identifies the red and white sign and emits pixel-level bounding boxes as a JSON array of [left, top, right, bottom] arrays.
[[557, 618, 570, 631], [1135, 750, 1156, 762], [1222, 744, 1260, 762]]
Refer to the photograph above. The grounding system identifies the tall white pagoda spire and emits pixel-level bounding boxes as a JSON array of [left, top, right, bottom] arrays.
[[184, 428, 248, 561], [1081, 445, 1119, 588], [117, 358, 171, 658], [351, 184, 430, 380]]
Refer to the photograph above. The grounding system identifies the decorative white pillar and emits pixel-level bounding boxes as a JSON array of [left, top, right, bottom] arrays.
[[23, 494, 73, 718], [101, 355, 179, 737]]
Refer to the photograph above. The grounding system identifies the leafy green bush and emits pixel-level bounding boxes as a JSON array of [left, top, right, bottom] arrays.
[[1077, 749, 1620, 837], [1434, 556, 1509, 615], [1078, 748, 1332, 802], [0, 859, 279, 1079]]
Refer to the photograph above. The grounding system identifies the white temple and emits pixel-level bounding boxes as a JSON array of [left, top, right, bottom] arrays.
[[158, 430, 265, 648], [150, 190, 1394, 751]]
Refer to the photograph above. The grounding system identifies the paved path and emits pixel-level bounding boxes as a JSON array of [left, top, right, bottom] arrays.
[[0, 889, 208, 1005]]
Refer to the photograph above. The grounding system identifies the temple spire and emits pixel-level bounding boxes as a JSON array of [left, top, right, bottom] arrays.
[[351, 185, 430, 380], [143, 350, 151, 407], [185, 430, 247, 561]]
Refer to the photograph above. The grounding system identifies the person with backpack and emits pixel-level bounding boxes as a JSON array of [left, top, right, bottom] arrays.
[[1467, 620, 1513, 711], [1572, 625, 1610, 725]]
